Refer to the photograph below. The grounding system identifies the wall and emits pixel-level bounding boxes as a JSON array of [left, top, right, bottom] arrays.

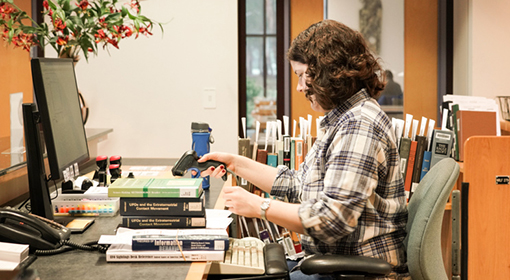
[[0, 0, 33, 137], [327, 0, 405, 88], [289, 0, 324, 130], [0, 0, 33, 206], [403, 1, 438, 122], [453, 0, 510, 101], [471, 0, 510, 99], [45, 0, 239, 159], [453, 0, 470, 96]]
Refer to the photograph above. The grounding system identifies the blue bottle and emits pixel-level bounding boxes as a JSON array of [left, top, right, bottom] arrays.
[[191, 122, 214, 189]]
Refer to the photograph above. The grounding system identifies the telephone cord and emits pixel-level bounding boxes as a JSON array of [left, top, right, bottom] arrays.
[[34, 240, 109, 256]]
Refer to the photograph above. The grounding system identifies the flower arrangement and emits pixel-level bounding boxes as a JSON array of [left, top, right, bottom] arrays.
[[0, 0, 162, 61]]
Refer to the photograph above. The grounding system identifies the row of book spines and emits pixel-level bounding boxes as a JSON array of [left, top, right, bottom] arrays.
[[106, 245, 224, 262], [119, 196, 205, 217], [131, 237, 229, 251], [239, 137, 316, 171], [108, 189, 202, 198], [121, 216, 206, 229], [238, 139, 304, 256], [238, 186, 303, 255], [399, 129, 455, 200], [399, 136, 431, 201]]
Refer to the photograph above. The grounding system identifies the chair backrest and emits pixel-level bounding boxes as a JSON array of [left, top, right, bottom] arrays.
[[404, 157, 459, 280]]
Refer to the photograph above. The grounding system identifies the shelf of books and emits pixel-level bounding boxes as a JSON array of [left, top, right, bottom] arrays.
[[234, 116, 321, 259]]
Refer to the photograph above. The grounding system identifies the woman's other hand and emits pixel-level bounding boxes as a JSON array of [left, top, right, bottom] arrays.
[[222, 186, 263, 218]]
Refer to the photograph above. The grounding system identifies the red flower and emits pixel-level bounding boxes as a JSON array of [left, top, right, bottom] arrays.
[[2, 28, 9, 39], [0, 3, 16, 15], [56, 36, 68, 46], [76, 0, 89, 10], [128, 0, 140, 14], [0, 3, 15, 20], [11, 32, 35, 51], [98, 17, 108, 28], [42, 1, 49, 10], [53, 18, 66, 31], [94, 29, 107, 40], [107, 38, 119, 49], [136, 25, 152, 38], [123, 26, 133, 38]]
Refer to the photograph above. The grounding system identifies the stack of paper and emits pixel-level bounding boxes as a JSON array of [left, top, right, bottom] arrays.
[[0, 242, 29, 271]]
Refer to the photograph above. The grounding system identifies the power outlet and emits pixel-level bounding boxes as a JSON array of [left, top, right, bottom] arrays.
[[203, 88, 216, 109]]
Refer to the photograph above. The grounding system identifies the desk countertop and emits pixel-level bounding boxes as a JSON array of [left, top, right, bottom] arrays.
[[29, 173, 225, 280]]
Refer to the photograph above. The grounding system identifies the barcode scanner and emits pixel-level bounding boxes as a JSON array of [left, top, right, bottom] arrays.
[[172, 150, 228, 181]]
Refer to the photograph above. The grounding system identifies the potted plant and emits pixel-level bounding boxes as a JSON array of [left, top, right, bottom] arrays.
[[0, 0, 162, 61]]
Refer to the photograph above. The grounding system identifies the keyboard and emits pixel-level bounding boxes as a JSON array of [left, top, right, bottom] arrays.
[[208, 237, 288, 277]]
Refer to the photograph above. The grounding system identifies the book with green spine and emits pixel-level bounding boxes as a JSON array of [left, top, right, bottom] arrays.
[[108, 178, 203, 198]]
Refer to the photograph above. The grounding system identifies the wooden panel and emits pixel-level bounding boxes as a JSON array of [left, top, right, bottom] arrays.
[[464, 136, 510, 279], [0, 0, 33, 138], [289, 0, 323, 136], [404, 1, 438, 122], [0, 0, 33, 206]]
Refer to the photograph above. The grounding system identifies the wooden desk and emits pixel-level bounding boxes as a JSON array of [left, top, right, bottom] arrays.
[[25, 161, 225, 280]]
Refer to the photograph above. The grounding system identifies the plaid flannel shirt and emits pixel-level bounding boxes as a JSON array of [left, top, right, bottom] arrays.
[[271, 89, 409, 277]]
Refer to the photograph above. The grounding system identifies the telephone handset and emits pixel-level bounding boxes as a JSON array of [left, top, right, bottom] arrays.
[[0, 207, 71, 251]]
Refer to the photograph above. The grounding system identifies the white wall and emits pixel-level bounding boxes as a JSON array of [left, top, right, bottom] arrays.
[[48, 1, 239, 159], [470, 0, 510, 99], [453, 0, 470, 96], [453, 0, 510, 117], [326, 0, 405, 87]]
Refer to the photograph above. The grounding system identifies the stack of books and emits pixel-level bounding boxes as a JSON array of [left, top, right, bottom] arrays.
[[108, 177, 207, 229], [107, 177, 229, 262], [106, 228, 228, 262]]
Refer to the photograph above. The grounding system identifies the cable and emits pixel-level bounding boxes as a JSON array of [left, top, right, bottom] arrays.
[[18, 198, 30, 211], [34, 240, 109, 256]]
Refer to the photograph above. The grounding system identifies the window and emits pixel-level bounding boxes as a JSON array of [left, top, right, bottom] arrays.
[[239, 0, 289, 137]]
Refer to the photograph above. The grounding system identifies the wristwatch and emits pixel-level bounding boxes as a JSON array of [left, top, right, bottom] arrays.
[[260, 198, 272, 220]]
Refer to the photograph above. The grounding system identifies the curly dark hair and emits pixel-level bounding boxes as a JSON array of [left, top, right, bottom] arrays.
[[287, 20, 386, 111]]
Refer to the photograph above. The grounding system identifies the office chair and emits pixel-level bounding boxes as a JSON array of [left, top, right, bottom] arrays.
[[300, 158, 460, 279]]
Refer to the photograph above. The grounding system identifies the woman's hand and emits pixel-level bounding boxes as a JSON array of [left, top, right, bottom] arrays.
[[223, 186, 263, 218], [198, 152, 237, 178]]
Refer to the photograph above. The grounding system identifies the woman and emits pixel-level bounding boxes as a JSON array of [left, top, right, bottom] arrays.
[[200, 20, 409, 279]]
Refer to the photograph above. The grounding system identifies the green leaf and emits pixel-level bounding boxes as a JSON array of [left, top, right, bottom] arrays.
[[62, 0, 71, 11], [121, 6, 128, 17], [48, 0, 58, 11], [105, 13, 121, 22], [68, 15, 81, 26]]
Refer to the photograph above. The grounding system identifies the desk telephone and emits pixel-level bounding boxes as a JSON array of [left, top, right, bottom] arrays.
[[0, 207, 71, 251]]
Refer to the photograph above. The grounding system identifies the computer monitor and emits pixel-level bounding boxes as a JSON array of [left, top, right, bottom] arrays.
[[24, 58, 90, 220]]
